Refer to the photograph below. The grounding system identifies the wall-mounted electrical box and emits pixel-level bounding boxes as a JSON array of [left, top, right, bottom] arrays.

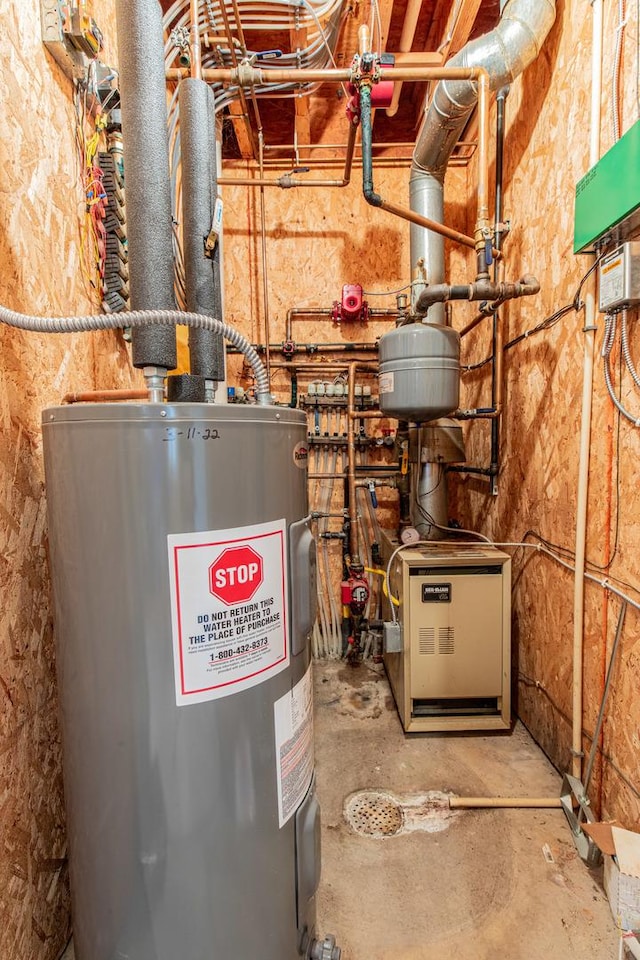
[[381, 534, 511, 733], [40, 0, 103, 80], [599, 243, 640, 312], [574, 119, 640, 254]]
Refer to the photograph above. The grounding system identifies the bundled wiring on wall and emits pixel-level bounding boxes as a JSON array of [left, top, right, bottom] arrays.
[[72, 65, 127, 313], [73, 82, 108, 302], [461, 255, 605, 373]]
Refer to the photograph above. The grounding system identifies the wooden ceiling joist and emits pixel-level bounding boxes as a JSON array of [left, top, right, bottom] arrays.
[[438, 0, 484, 61], [228, 100, 254, 159], [289, 22, 311, 160]]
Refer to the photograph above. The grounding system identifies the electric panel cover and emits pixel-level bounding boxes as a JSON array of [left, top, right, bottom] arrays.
[[599, 243, 640, 312]]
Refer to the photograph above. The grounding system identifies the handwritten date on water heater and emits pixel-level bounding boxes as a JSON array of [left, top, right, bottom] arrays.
[[162, 427, 221, 442]]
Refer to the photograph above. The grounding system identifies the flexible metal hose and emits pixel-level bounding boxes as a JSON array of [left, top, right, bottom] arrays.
[[0, 304, 271, 403], [602, 313, 640, 426], [620, 309, 640, 389]]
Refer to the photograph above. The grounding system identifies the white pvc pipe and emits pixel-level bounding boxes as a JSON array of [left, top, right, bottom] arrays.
[[571, 0, 603, 781]]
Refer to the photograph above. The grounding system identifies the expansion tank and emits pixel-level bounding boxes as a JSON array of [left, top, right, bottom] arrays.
[[43, 402, 319, 960]]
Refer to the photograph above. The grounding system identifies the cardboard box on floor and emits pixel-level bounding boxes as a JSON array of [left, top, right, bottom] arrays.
[[583, 822, 640, 934]]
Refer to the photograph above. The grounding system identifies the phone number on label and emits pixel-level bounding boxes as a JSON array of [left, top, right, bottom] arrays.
[[211, 637, 269, 661]]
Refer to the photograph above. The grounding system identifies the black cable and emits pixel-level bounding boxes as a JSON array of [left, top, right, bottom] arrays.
[[520, 530, 638, 596], [461, 255, 606, 373]]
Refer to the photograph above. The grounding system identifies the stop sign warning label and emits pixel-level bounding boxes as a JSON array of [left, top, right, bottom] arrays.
[[168, 519, 289, 705], [209, 545, 263, 604]]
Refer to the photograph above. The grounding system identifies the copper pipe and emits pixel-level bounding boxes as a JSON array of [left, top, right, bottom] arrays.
[[357, 65, 497, 257], [229, 155, 471, 169], [219, 117, 359, 190], [358, 23, 371, 56], [268, 361, 371, 371], [354, 410, 384, 419], [285, 301, 395, 339], [165, 66, 500, 84], [379, 197, 476, 249], [347, 362, 379, 560], [475, 71, 491, 232], [62, 390, 148, 404], [190, 0, 202, 80], [459, 311, 489, 338]]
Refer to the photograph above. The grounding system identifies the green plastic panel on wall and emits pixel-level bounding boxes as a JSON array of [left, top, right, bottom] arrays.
[[574, 118, 640, 253]]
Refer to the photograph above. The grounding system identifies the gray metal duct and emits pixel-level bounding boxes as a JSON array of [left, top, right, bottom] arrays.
[[410, 0, 556, 323], [115, 0, 177, 370], [179, 79, 225, 386]]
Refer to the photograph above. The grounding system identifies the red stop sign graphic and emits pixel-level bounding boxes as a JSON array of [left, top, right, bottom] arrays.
[[209, 545, 263, 605]]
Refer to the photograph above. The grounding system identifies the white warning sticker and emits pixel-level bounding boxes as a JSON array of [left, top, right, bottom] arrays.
[[274, 664, 314, 828], [378, 372, 395, 395], [168, 519, 289, 706]]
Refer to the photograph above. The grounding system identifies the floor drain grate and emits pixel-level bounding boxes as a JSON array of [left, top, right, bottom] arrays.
[[344, 791, 404, 837]]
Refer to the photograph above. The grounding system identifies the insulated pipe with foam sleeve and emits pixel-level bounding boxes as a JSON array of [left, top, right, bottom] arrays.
[[115, 0, 177, 371], [179, 78, 225, 385]]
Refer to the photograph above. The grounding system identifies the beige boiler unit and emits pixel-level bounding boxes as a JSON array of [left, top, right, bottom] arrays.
[[382, 535, 511, 733]]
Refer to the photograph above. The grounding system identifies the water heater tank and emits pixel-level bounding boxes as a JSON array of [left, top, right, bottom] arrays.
[[42, 402, 321, 960], [378, 322, 460, 421]]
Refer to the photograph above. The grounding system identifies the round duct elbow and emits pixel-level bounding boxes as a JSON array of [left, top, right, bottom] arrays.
[[378, 323, 460, 422]]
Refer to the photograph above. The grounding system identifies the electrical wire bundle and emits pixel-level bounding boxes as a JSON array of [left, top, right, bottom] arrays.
[[73, 83, 109, 303]]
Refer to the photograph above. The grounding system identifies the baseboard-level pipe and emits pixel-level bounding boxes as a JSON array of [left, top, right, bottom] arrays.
[[572, 0, 604, 782], [115, 0, 177, 372], [63, 390, 148, 404], [410, 0, 557, 320], [450, 798, 562, 810], [347, 362, 379, 562], [0, 304, 271, 404], [179, 78, 225, 390]]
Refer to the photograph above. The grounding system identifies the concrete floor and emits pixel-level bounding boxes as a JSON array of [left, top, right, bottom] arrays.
[[314, 661, 620, 960], [62, 661, 622, 960]]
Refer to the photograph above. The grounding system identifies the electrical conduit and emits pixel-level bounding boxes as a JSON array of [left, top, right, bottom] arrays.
[[0, 305, 271, 403]]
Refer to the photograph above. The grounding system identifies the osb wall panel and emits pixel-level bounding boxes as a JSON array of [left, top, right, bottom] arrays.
[[451, 0, 640, 826], [0, 3, 137, 958]]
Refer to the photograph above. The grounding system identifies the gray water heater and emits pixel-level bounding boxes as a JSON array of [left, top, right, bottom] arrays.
[[43, 402, 326, 960], [378, 322, 460, 421]]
